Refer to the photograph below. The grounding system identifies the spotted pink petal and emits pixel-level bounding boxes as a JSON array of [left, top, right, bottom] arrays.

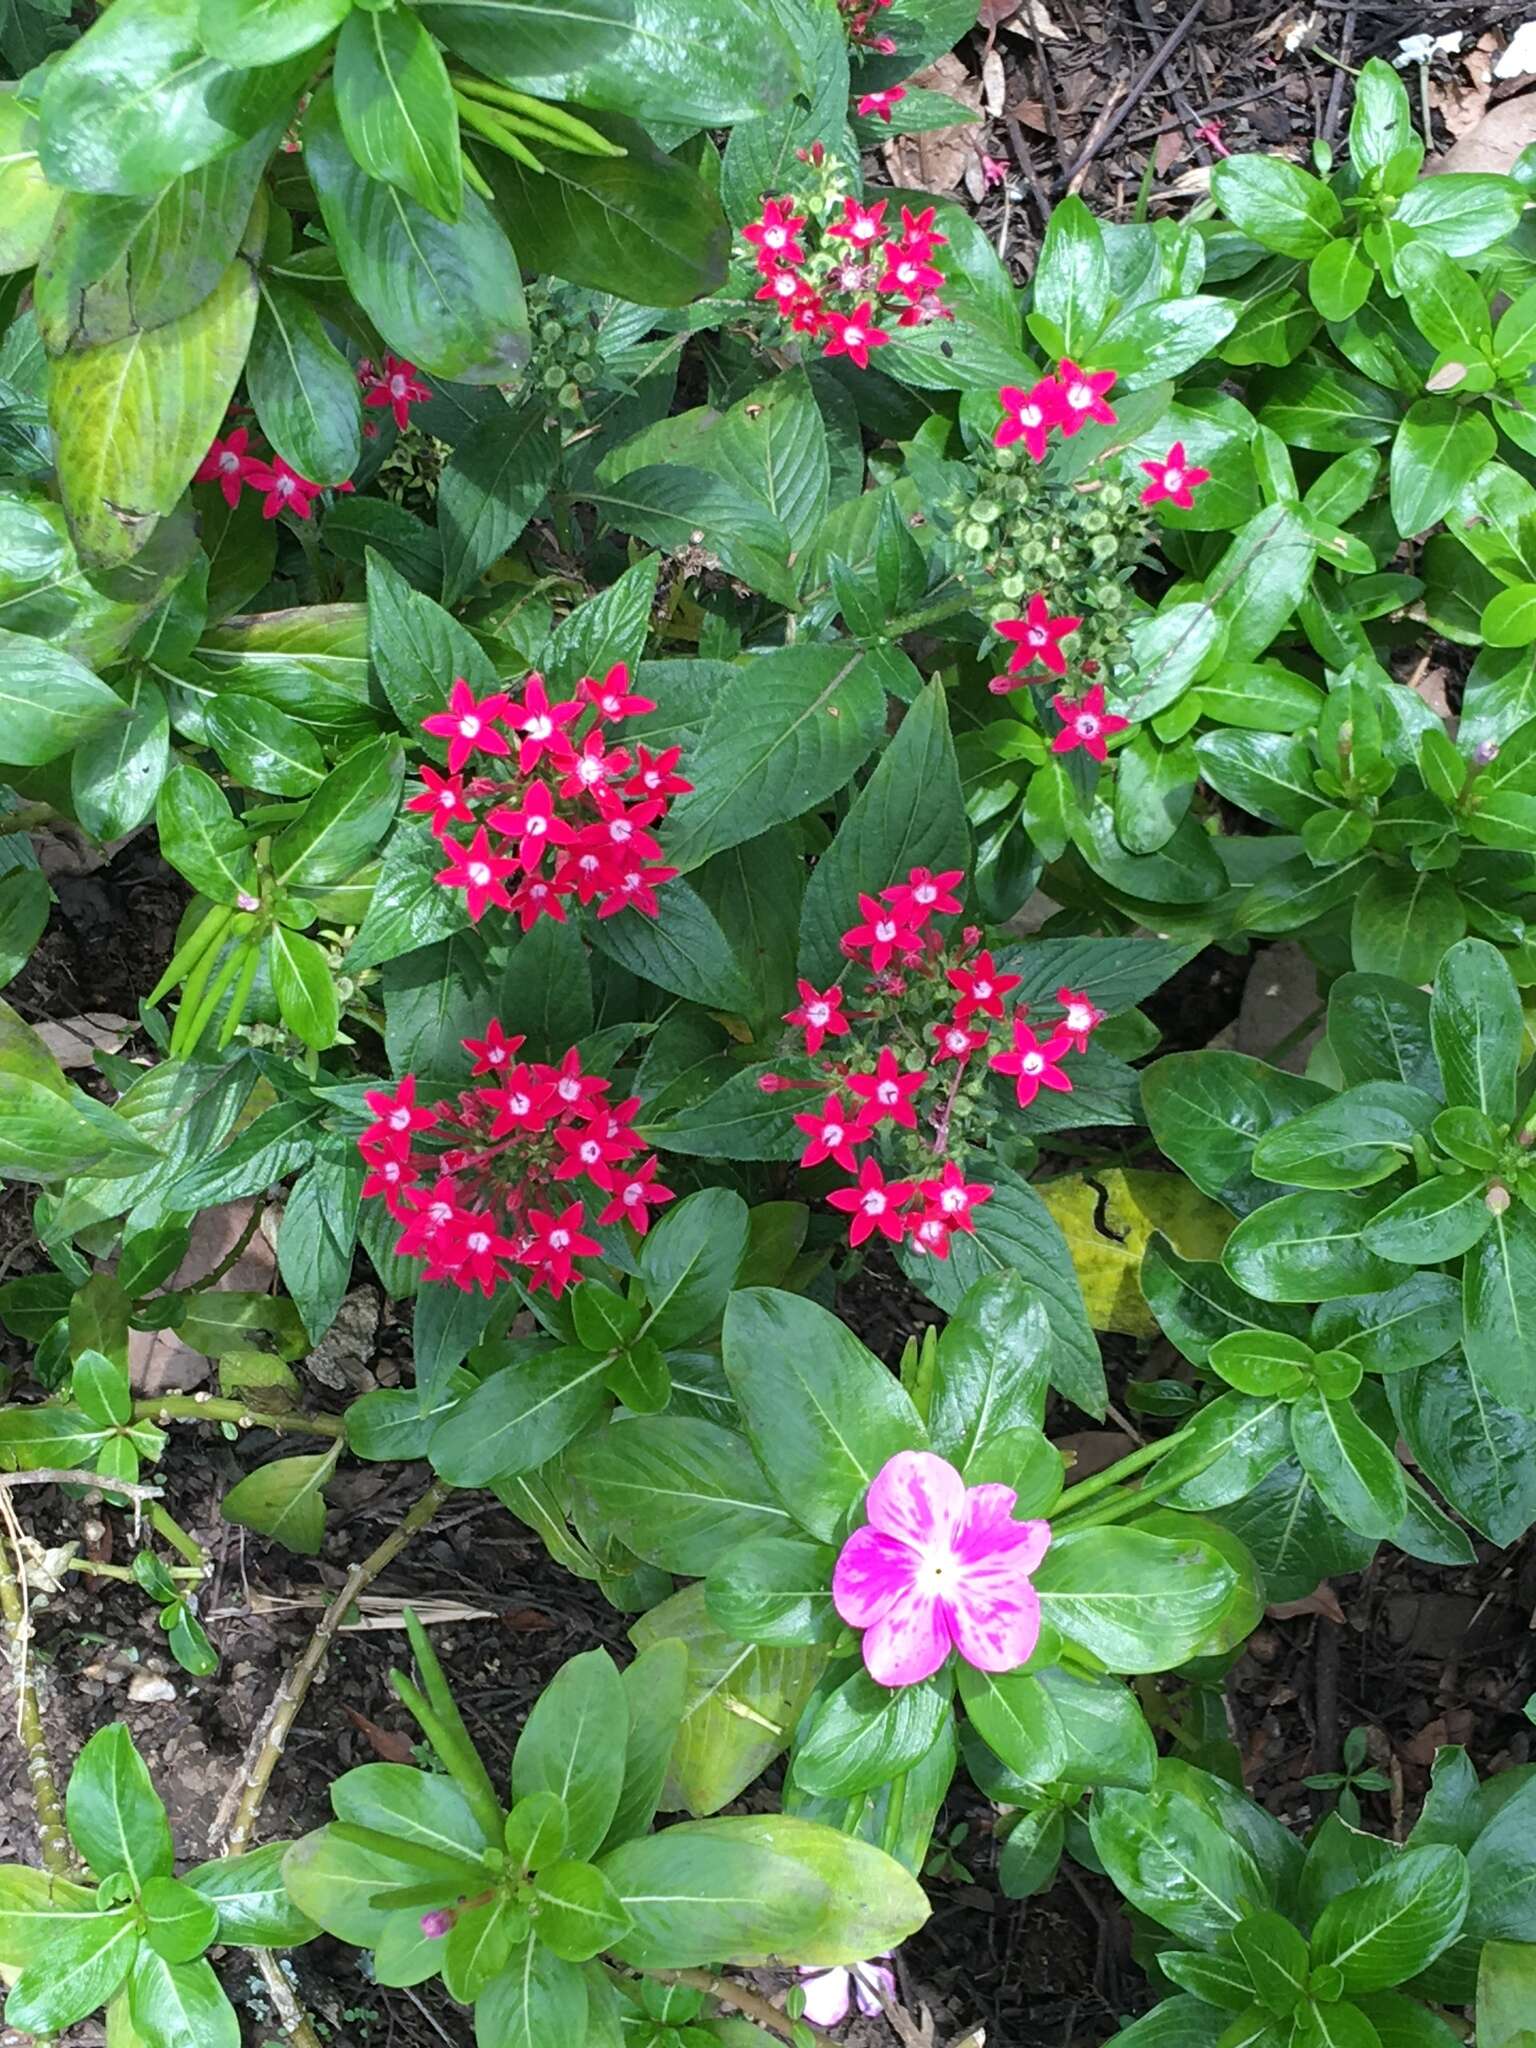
[[955, 1503, 1052, 1577], [862, 1585, 950, 1687], [866, 1448, 965, 1550], [957, 1481, 1022, 1537], [832, 1525, 916, 1629], [948, 1574, 1042, 1673]]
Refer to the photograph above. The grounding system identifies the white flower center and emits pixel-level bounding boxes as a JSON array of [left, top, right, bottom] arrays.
[[388, 1107, 412, 1131], [467, 1231, 490, 1254], [876, 1080, 899, 1106], [527, 714, 552, 739], [1164, 467, 1183, 490], [973, 979, 992, 999], [549, 1229, 569, 1251], [558, 1077, 581, 1101], [807, 1002, 830, 1026], [429, 1201, 453, 1226], [853, 219, 877, 242], [1021, 1051, 1044, 1075], [610, 818, 633, 843], [390, 373, 408, 398], [1027, 627, 1047, 647], [623, 1183, 644, 1205], [765, 226, 787, 249], [861, 1189, 888, 1216], [940, 1185, 967, 1214], [823, 1122, 844, 1145], [875, 918, 897, 942], [843, 325, 865, 347], [1067, 382, 1092, 411], [577, 756, 603, 784], [508, 1092, 531, 1115], [218, 451, 239, 473], [438, 789, 458, 809], [1067, 1003, 1094, 1032], [579, 1140, 601, 1163], [459, 714, 481, 738], [1021, 405, 1042, 429], [468, 861, 492, 887], [1077, 714, 1101, 738]]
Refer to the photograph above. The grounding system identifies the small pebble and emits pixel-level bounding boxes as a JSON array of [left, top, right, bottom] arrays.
[[128, 1672, 177, 1704]]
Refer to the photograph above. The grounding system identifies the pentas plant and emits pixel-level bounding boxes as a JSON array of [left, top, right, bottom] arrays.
[[765, 865, 1101, 1256], [954, 371, 1212, 715], [837, 0, 896, 54], [195, 420, 355, 523], [358, 1028, 673, 1298], [740, 163, 953, 365], [411, 665, 688, 930]]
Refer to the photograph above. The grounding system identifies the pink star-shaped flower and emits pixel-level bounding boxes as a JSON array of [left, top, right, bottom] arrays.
[[743, 197, 808, 270], [833, 1450, 1051, 1686], [422, 678, 513, 774], [1055, 358, 1117, 435], [826, 1156, 914, 1246], [995, 378, 1062, 463], [793, 1093, 869, 1172], [1140, 439, 1211, 510], [822, 301, 890, 370], [434, 827, 519, 921], [990, 1016, 1075, 1107], [1051, 685, 1128, 764], [843, 893, 918, 970], [827, 196, 888, 248], [361, 354, 430, 430], [947, 950, 1020, 1025], [195, 426, 260, 508], [405, 764, 475, 839], [506, 675, 581, 774], [1055, 986, 1105, 1053], [845, 1047, 925, 1131], [917, 1161, 992, 1232], [996, 594, 1082, 679], [784, 980, 851, 1056], [857, 85, 906, 121]]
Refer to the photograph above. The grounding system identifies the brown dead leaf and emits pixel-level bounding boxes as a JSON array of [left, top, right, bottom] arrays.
[[882, 54, 983, 194], [128, 1200, 279, 1396], [1268, 1583, 1347, 1624], [980, 46, 1006, 115], [344, 1707, 417, 1763], [502, 1606, 559, 1630], [35, 1012, 133, 1068], [999, 0, 1068, 38], [1433, 88, 1536, 174], [1401, 1710, 1475, 1769], [1432, 31, 1496, 141], [1154, 128, 1184, 175]]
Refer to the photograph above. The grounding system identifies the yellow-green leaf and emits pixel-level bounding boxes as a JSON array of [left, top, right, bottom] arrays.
[[1036, 1167, 1233, 1335]]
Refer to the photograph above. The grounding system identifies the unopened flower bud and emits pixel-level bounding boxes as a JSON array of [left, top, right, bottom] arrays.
[[1487, 1181, 1513, 1215], [757, 1072, 789, 1093], [1475, 739, 1501, 765], [420, 1909, 456, 1939], [236, 892, 260, 913]]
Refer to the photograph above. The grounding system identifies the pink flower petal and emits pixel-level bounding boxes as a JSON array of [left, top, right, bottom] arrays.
[[954, 1505, 1051, 1575], [833, 1525, 916, 1629], [866, 1449, 966, 1550], [961, 1482, 1020, 1535], [799, 1967, 853, 2026], [861, 1586, 951, 1686], [947, 1576, 1042, 1672], [853, 1963, 898, 2016]]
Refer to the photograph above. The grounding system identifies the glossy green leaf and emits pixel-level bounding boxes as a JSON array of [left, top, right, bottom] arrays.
[[567, 1416, 792, 1574], [1310, 1844, 1470, 1992], [1033, 1526, 1236, 1672], [1223, 1189, 1402, 1301], [511, 1649, 627, 1862], [67, 1723, 174, 1888], [246, 279, 362, 489], [335, 6, 462, 220]]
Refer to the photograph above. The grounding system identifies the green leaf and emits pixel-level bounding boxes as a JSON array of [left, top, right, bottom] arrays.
[[0, 91, 59, 274], [1223, 1189, 1402, 1301], [198, 0, 351, 65], [38, 0, 306, 197], [429, 1346, 608, 1484], [1397, 174, 1524, 257], [477, 110, 728, 306], [629, 1582, 824, 1815], [580, 465, 798, 608], [276, 1137, 364, 1344], [4, 1907, 138, 2034], [704, 1533, 841, 1647], [1142, 1052, 1330, 1219], [531, 1859, 632, 1963], [1432, 936, 1522, 1124], [140, 1875, 218, 1965], [567, 1416, 792, 1573], [246, 278, 362, 489], [180, 1843, 318, 1948], [335, 6, 462, 221], [303, 83, 529, 383], [414, 0, 634, 88], [1212, 154, 1342, 257], [794, 1669, 952, 1799], [721, 1288, 925, 1540], [1310, 1844, 1470, 1992], [929, 1271, 1050, 1462], [1391, 398, 1495, 538], [1328, 974, 1438, 1094], [638, 1186, 748, 1348], [333, 1761, 491, 1863], [1359, 1172, 1493, 1264], [512, 1649, 627, 1862], [0, 1867, 101, 1964], [1310, 1272, 1463, 1374], [1026, 193, 1108, 359], [1478, 1941, 1536, 2048], [1232, 1907, 1310, 2014], [49, 256, 256, 567], [271, 735, 404, 887], [282, 1827, 415, 1947], [221, 1449, 337, 1555], [602, 1634, 688, 1850], [474, 1936, 588, 2048], [588, 874, 755, 1014], [269, 926, 340, 1051], [1035, 1666, 1156, 1790], [797, 680, 967, 984], [1249, 1082, 1434, 1191], [0, 629, 133, 765], [71, 676, 170, 835], [1090, 1767, 1266, 1946], [1463, 1199, 1536, 1413], [1034, 1526, 1237, 1672], [437, 398, 557, 605], [954, 1664, 1065, 1788], [154, 762, 257, 902], [67, 1723, 174, 1888], [127, 1948, 240, 2048], [1289, 1385, 1407, 1538]]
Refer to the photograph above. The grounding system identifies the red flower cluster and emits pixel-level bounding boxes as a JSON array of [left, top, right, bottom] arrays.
[[195, 423, 354, 522], [358, 354, 431, 434], [742, 195, 952, 361], [996, 359, 1119, 462], [359, 1031, 674, 1298], [411, 668, 688, 931], [838, 0, 895, 51], [765, 868, 1103, 1257]]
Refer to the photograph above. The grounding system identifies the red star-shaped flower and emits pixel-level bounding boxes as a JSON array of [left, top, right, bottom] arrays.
[[857, 85, 906, 121], [946, 949, 1020, 1024], [1051, 685, 1129, 765], [845, 1047, 925, 1131], [1055, 358, 1117, 435], [827, 196, 888, 247], [423, 677, 513, 774], [506, 675, 581, 774], [784, 980, 851, 1056], [743, 197, 809, 271], [405, 764, 475, 839], [843, 893, 919, 971], [917, 1161, 992, 1232], [196, 426, 260, 508], [793, 1093, 869, 1172], [826, 1156, 915, 1246], [1055, 987, 1106, 1052], [995, 378, 1062, 463], [1140, 440, 1211, 510], [435, 826, 519, 920], [991, 1016, 1075, 1107], [997, 594, 1082, 680], [822, 301, 890, 370]]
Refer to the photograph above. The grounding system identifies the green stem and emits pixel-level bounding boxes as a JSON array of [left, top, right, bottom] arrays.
[[391, 1669, 506, 1846], [149, 901, 234, 1011], [1054, 1428, 1190, 1515], [0, 802, 56, 838], [132, 1395, 346, 1439], [174, 923, 256, 1057], [149, 1501, 208, 1569], [66, 1557, 200, 1584], [0, 1512, 74, 1877]]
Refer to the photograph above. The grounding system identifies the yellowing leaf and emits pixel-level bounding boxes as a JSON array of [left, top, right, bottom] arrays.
[[49, 257, 256, 567], [1036, 1168, 1233, 1335]]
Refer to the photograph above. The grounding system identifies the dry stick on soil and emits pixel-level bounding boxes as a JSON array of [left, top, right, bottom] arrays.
[[0, 1490, 73, 1877], [642, 1967, 840, 2048], [1054, 0, 1207, 193], [0, 1468, 164, 1506], [210, 1476, 452, 2048]]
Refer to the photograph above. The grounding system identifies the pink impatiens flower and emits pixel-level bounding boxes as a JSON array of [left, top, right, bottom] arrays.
[[832, 1450, 1051, 1686], [1051, 684, 1129, 763], [857, 85, 906, 121], [1140, 439, 1211, 510], [996, 594, 1082, 679]]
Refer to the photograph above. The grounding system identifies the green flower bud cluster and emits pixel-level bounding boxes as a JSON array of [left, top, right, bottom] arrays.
[[953, 452, 1152, 679], [375, 424, 452, 519], [523, 285, 598, 415]]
